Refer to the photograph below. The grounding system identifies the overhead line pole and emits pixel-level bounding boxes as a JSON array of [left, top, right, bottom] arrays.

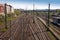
[[5, 3, 7, 29], [32, 4, 35, 23], [48, 3, 50, 27], [33, 4, 35, 15]]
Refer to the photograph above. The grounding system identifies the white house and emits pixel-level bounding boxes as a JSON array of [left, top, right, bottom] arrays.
[[0, 3, 14, 15]]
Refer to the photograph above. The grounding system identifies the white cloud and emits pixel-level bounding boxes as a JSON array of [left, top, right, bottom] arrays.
[[50, 4, 60, 9], [5, 2, 60, 10]]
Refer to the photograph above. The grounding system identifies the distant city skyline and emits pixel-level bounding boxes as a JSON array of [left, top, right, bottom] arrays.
[[0, 0, 60, 10]]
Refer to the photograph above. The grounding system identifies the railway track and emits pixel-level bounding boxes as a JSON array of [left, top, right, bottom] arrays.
[[40, 14, 60, 31], [0, 14, 51, 40], [37, 15, 60, 40], [35, 17, 51, 40], [0, 15, 25, 40], [14, 14, 51, 40], [29, 16, 51, 40]]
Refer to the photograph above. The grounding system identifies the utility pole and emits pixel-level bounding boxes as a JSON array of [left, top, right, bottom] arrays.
[[48, 3, 50, 27], [32, 4, 35, 23], [5, 3, 7, 29], [33, 4, 35, 15], [26, 7, 27, 15], [9, 5, 15, 40]]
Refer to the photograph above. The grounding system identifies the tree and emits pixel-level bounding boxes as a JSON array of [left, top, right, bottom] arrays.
[[14, 9, 21, 16]]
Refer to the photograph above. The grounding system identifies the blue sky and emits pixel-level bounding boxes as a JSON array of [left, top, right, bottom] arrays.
[[0, 0, 60, 10]]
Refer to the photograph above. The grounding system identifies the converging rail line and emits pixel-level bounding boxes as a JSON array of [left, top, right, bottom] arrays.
[[0, 14, 51, 40]]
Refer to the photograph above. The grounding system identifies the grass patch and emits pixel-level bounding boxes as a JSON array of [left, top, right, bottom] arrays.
[[1, 28, 8, 32], [47, 31, 56, 40], [0, 22, 3, 25]]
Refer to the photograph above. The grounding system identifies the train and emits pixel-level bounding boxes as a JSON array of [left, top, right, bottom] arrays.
[[52, 13, 60, 26]]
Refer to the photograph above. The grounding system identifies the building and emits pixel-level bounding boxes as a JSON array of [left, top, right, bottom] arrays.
[[0, 4, 4, 15], [0, 3, 14, 15]]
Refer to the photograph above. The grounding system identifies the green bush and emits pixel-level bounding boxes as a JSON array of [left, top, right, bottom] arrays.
[[0, 15, 4, 22]]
